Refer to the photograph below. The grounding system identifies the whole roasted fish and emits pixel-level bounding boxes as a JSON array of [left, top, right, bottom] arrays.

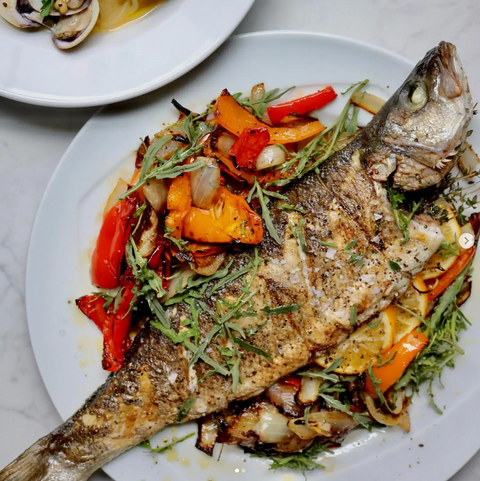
[[0, 41, 473, 481]]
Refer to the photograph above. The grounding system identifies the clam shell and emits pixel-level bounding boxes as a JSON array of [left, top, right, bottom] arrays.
[[51, 0, 98, 49], [0, 0, 42, 28]]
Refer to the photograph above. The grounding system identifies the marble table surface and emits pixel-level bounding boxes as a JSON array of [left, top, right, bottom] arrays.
[[0, 0, 479, 479]]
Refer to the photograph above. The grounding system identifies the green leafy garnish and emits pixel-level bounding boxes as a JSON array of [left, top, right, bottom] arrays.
[[438, 239, 460, 259], [267, 80, 369, 188], [366, 362, 392, 412], [320, 240, 338, 248], [278, 204, 308, 214], [177, 397, 196, 422], [120, 115, 213, 199], [40, 0, 53, 17], [255, 440, 332, 474], [164, 226, 189, 252], [140, 432, 195, 453], [346, 104, 360, 136], [387, 186, 423, 244], [263, 304, 300, 315], [349, 304, 358, 326], [344, 239, 364, 267], [93, 292, 114, 311], [388, 260, 402, 272], [232, 86, 295, 119], [395, 261, 472, 413], [248, 178, 281, 243], [319, 394, 371, 428], [232, 336, 272, 362]]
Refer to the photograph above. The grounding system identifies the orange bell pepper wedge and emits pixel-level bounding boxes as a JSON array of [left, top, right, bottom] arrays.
[[427, 247, 475, 302], [165, 175, 192, 238], [365, 330, 429, 397], [183, 187, 263, 244], [214, 91, 324, 145]]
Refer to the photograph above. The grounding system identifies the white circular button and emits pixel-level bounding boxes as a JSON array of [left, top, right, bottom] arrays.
[[459, 233, 475, 249]]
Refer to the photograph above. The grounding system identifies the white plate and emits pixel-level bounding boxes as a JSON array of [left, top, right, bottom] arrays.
[[26, 32, 480, 481], [0, 0, 254, 107]]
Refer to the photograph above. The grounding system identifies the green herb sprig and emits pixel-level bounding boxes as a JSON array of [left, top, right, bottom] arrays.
[[232, 86, 295, 119]]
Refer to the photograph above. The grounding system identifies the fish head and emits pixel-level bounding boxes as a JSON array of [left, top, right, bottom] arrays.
[[372, 42, 474, 190]]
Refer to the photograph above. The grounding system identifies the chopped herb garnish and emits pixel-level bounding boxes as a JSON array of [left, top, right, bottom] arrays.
[[366, 362, 392, 411], [177, 397, 196, 422], [319, 394, 371, 429], [120, 115, 213, 199], [320, 240, 338, 248], [388, 260, 402, 272], [125, 238, 166, 298], [254, 440, 332, 474], [232, 86, 295, 119], [140, 432, 195, 453], [232, 336, 272, 362], [249, 178, 282, 244], [438, 239, 460, 259], [395, 261, 472, 413], [368, 319, 381, 329], [344, 239, 365, 267], [112, 287, 124, 314], [164, 226, 189, 252], [132, 202, 147, 219], [346, 104, 359, 136], [40, 0, 53, 17], [263, 304, 301, 315], [245, 319, 268, 337], [267, 80, 369, 188], [387, 186, 423, 244], [93, 292, 114, 311], [349, 304, 358, 326], [278, 204, 308, 214], [304, 405, 311, 429]]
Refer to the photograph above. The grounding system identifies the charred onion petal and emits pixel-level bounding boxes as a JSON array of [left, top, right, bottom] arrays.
[[144, 178, 168, 213], [196, 415, 219, 457], [192, 252, 226, 276], [190, 157, 221, 209]]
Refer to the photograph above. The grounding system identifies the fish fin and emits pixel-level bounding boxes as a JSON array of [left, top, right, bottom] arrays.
[[0, 441, 49, 481]]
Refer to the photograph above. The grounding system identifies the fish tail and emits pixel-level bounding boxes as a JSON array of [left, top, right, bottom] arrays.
[[0, 440, 50, 481]]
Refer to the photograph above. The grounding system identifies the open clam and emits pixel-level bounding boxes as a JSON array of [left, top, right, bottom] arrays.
[[0, 0, 98, 48], [0, 0, 42, 28], [51, 0, 99, 49], [29, 0, 91, 16]]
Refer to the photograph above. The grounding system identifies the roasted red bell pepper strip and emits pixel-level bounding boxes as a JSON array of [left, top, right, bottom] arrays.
[[102, 272, 137, 372], [91, 194, 138, 289], [267, 86, 338, 124], [75, 295, 109, 331], [228, 127, 270, 170], [147, 236, 172, 290], [283, 375, 301, 389]]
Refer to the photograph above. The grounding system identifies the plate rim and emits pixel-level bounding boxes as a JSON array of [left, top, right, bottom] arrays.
[[24, 31, 480, 481], [0, 0, 255, 108]]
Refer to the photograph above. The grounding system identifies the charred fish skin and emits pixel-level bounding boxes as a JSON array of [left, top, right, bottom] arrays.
[[0, 41, 473, 481]]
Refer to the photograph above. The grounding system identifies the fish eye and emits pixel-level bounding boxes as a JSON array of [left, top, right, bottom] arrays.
[[406, 82, 428, 111]]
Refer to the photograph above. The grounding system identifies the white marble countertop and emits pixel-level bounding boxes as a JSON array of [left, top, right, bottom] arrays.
[[0, 0, 479, 479]]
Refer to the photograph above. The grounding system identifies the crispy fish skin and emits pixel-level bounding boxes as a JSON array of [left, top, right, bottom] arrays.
[[0, 41, 473, 481]]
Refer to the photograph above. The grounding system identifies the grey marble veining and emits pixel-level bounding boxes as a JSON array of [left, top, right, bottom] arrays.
[[0, 0, 479, 479]]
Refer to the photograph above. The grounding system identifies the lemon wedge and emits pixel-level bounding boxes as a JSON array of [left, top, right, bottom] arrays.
[[420, 199, 461, 280], [315, 306, 396, 375]]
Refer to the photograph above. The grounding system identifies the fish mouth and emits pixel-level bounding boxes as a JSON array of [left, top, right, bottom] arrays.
[[436, 41, 465, 99]]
